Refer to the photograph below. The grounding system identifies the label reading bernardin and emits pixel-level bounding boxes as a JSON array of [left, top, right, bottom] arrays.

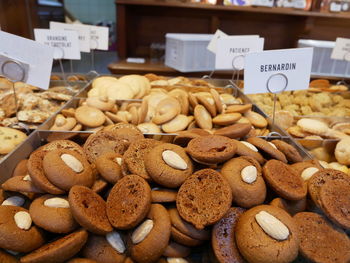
[[260, 63, 296, 72]]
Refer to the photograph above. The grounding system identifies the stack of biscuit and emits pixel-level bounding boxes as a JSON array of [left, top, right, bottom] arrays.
[[0, 123, 349, 263]]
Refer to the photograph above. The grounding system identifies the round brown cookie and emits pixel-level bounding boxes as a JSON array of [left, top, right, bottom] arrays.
[[43, 149, 94, 191], [95, 152, 123, 184], [163, 242, 191, 258], [231, 140, 265, 165], [112, 127, 144, 146], [107, 175, 151, 230], [123, 139, 163, 181], [1, 175, 45, 193], [176, 169, 232, 229], [212, 207, 246, 263], [170, 227, 203, 247], [263, 160, 307, 201], [151, 188, 177, 203], [172, 132, 200, 148], [319, 180, 350, 229], [41, 140, 85, 155], [104, 123, 141, 132], [0, 206, 45, 253], [213, 123, 252, 139], [290, 160, 323, 181], [0, 249, 18, 263], [236, 205, 299, 263], [69, 185, 112, 234], [83, 130, 130, 163], [186, 135, 237, 165], [270, 139, 303, 163], [308, 169, 350, 208], [81, 234, 126, 263], [20, 229, 88, 263], [168, 208, 210, 241], [129, 204, 171, 263], [66, 258, 97, 263], [145, 143, 193, 188], [12, 159, 28, 177], [293, 212, 350, 263], [29, 194, 78, 233], [221, 156, 266, 208], [246, 137, 287, 163], [270, 197, 307, 216]]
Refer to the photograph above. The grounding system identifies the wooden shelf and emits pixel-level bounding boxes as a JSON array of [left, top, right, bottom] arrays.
[[116, 0, 350, 19]]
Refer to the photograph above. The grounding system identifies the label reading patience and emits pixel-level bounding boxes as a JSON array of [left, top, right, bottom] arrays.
[[34, 29, 81, 60], [215, 36, 264, 70], [331, 37, 350, 61], [244, 48, 313, 94]]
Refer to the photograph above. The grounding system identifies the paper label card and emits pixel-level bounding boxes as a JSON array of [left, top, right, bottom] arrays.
[[34, 29, 81, 60], [215, 36, 264, 70], [207, 29, 228, 54], [0, 31, 53, 90], [50, 21, 90, 53], [90, 25, 109, 50], [331, 37, 350, 61], [244, 47, 313, 94]]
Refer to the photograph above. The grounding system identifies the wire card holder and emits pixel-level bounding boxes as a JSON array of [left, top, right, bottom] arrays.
[[266, 72, 288, 127], [90, 39, 99, 74]]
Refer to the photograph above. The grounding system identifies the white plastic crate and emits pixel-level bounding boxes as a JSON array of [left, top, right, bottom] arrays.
[[165, 33, 215, 72], [298, 39, 350, 78]]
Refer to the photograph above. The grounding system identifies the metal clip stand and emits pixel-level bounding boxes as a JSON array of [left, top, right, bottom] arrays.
[[202, 69, 216, 80], [89, 39, 99, 75], [337, 51, 350, 86], [1, 60, 30, 133], [54, 47, 75, 93], [229, 55, 245, 97], [266, 73, 288, 127]]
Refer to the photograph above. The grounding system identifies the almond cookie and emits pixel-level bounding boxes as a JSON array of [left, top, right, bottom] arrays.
[[163, 242, 191, 258], [263, 160, 307, 201], [247, 137, 287, 163], [29, 194, 78, 233], [168, 208, 210, 241], [221, 156, 266, 208], [176, 169, 232, 229], [122, 139, 163, 180], [213, 123, 252, 139], [290, 160, 323, 181], [112, 127, 144, 147], [151, 188, 177, 203], [145, 144, 193, 188], [0, 206, 45, 253], [129, 204, 171, 263], [69, 185, 112, 234], [43, 149, 94, 191], [95, 152, 123, 184], [170, 226, 203, 247], [2, 175, 44, 194], [75, 105, 106, 128], [307, 169, 350, 208], [236, 205, 299, 263], [81, 234, 126, 263], [186, 135, 237, 165], [83, 130, 130, 163], [319, 180, 350, 229], [212, 207, 246, 263], [270, 139, 303, 163], [107, 175, 151, 229], [294, 212, 350, 263], [270, 197, 306, 216], [231, 139, 265, 164], [20, 229, 88, 263]]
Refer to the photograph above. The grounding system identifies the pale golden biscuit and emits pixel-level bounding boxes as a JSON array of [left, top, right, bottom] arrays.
[[162, 115, 190, 133], [0, 127, 27, 154], [274, 110, 294, 130], [212, 113, 241, 126], [196, 94, 216, 117], [75, 106, 105, 128], [297, 118, 329, 136], [244, 111, 267, 128], [86, 96, 115, 111], [226, 104, 252, 113], [194, 105, 212, 130], [334, 138, 350, 166]]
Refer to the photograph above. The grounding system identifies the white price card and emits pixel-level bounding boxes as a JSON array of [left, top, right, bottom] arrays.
[[207, 29, 228, 54], [50, 21, 90, 53], [90, 25, 109, 50], [215, 36, 264, 70], [34, 29, 81, 60], [0, 31, 53, 90], [331, 37, 350, 61], [244, 47, 313, 94]]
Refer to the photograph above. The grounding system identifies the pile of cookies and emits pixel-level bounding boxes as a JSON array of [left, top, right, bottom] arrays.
[[0, 123, 349, 263], [249, 89, 350, 117], [49, 75, 271, 137], [0, 77, 74, 129], [308, 79, 348, 93]]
